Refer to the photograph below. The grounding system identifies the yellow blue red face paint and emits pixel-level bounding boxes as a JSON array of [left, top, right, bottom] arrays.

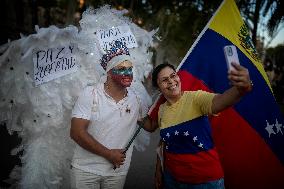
[[111, 67, 133, 76]]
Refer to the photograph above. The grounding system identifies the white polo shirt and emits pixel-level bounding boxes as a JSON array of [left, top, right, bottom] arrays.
[[71, 83, 145, 176]]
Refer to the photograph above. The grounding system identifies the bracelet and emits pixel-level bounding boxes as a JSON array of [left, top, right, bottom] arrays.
[[248, 80, 253, 91]]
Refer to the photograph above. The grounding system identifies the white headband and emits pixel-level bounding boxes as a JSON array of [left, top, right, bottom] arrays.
[[105, 54, 133, 72]]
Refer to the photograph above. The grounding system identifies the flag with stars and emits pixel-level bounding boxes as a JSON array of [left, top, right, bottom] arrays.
[[149, 0, 284, 188]]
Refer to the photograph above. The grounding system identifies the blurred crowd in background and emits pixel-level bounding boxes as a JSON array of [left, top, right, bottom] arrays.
[[264, 58, 284, 105]]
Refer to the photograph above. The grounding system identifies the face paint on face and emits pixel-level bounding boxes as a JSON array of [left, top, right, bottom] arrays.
[[111, 67, 133, 76], [109, 60, 133, 87], [110, 72, 133, 87]]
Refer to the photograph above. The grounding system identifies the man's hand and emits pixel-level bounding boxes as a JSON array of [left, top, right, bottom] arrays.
[[106, 149, 126, 168]]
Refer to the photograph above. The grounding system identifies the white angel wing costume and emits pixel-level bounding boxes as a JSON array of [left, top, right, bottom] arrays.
[[0, 5, 155, 188]]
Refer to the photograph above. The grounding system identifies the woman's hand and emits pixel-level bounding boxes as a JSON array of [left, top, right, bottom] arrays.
[[212, 63, 252, 114], [228, 62, 252, 94]]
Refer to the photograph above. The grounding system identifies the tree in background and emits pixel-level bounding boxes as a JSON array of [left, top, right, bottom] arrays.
[[237, 0, 284, 48], [140, 0, 223, 67]]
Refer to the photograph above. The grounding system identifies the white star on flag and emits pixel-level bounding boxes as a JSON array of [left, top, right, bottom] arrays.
[[175, 130, 179, 135], [184, 131, 189, 136], [193, 136, 198, 142], [275, 119, 283, 135], [265, 120, 276, 137], [198, 143, 203, 148], [166, 133, 170, 137]]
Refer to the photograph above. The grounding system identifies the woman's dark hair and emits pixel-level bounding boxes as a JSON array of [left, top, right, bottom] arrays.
[[152, 63, 176, 88]]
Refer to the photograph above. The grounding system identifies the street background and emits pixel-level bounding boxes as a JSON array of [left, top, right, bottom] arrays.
[[124, 130, 160, 189]]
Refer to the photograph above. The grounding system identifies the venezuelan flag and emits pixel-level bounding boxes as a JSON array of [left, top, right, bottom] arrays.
[[149, 0, 284, 188]]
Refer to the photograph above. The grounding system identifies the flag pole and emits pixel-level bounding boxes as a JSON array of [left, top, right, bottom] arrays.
[[113, 125, 142, 169]]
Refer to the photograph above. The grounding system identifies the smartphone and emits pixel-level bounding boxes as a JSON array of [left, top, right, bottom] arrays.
[[224, 45, 240, 71]]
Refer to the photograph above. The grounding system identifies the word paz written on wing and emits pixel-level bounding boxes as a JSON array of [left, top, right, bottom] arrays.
[[33, 44, 78, 86]]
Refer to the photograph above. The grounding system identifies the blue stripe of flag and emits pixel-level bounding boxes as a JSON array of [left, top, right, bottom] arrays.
[[160, 116, 214, 154]]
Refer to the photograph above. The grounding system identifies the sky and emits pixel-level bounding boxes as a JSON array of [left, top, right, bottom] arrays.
[[258, 2, 284, 48], [268, 27, 284, 47]]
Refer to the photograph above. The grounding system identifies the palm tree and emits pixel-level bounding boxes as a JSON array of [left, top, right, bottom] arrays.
[[263, 0, 284, 36], [237, 0, 284, 47]]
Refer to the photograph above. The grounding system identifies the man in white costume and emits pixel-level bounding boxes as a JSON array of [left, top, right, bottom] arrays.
[[70, 41, 148, 189]]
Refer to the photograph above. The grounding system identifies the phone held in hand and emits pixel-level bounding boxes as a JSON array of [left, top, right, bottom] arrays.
[[224, 45, 240, 71]]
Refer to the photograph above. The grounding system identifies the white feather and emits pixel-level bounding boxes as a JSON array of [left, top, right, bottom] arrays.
[[0, 5, 156, 188]]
